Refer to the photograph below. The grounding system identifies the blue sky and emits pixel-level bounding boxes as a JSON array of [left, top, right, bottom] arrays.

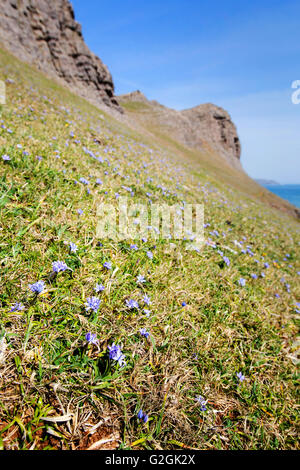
[[71, 0, 300, 183]]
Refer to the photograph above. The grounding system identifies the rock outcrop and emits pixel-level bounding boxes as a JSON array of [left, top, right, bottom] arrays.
[[119, 91, 241, 170], [0, 0, 122, 112], [181, 104, 241, 169]]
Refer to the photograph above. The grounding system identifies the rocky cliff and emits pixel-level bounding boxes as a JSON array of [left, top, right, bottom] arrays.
[[0, 0, 121, 112], [119, 91, 242, 170], [181, 103, 241, 169], [0, 0, 241, 168]]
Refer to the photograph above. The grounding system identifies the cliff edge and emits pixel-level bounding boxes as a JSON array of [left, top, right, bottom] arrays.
[[0, 0, 122, 112]]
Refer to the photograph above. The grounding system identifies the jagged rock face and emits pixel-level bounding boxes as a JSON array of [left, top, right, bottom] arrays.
[[0, 0, 122, 112], [119, 91, 241, 170], [122, 90, 149, 103], [181, 104, 241, 169]]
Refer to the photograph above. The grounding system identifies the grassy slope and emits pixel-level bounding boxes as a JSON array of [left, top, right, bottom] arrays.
[[0, 47, 299, 450], [120, 100, 300, 219]]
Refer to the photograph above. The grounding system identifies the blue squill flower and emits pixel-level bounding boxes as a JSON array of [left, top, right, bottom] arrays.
[[137, 409, 148, 423], [223, 256, 230, 266], [85, 297, 101, 313], [142, 294, 151, 306], [85, 332, 99, 345], [29, 280, 45, 294], [236, 371, 245, 382], [108, 343, 126, 367], [139, 328, 150, 339], [130, 244, 138, 251], [69, 242, 78, 253], [79, 177, 89, 185], [103, 261, 112, 270], [52, 261, 68, 273], [10, 302, 25, 312], [125, 299, 140, 310], [195, 395, 207, 411], [136, 274, 146, 284], [95, 284, 105, 293]]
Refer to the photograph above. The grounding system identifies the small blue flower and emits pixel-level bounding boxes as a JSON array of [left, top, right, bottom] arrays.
[[142, 294, 151, 306], [195, 395, 207, 411], [103, 261, 112, 270], [95, 284, 105, 293], [29, 280, 45, 294], [52, 261, 68, 273], [85, 332, 99, 345], [130, 244, 138, 251], [146, 251, 153, 260], [238, 278, 246, 287], [108, 343, 126, 367], [85, 297, 101, 313], [10, 302, 25, 312], [79, 177, 89, 185], [236, 371, 245, 382], [125, 299, 140, 310], [139, 328, 150, 339], [136, 274, 146, 284], [223, 256, 230, 266], [69, 242, 78, 253], [137, 409, 148, 422], [181, 301, 187, 307]]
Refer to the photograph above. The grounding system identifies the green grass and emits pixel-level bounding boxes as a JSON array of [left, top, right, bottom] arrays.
[[120, 100, 153, 112], [0, 46, 299, 450]]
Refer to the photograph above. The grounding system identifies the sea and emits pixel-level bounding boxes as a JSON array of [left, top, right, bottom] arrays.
[[262, 184, 300, 208]]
